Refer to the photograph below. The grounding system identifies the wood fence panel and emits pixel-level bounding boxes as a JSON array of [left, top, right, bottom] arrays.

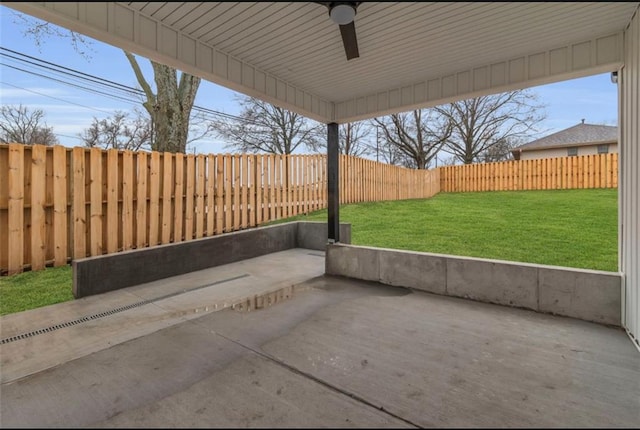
[[307, 155, 317, 212], [587, 155, 595, 189], [249, 155, 256, 228], [162, 153, 173, 244], [240, 154, 248, 229], [291, 155, 298, 217], [72, 147, 86, 260], [224, 155, 233, 232], [255, 155, 262, 226], [184, 155, 195, 241], [438, 154, 618, 192], [90, 147, 103, 256], [300, 155, 307, 212], [314, 156, 321, 211], [0, 147, 7, 273], [135, 152, 147, 249], [232, 155, 240, 229], [602, 153, 608, 187], [106, 149, 118, 254], [7, 145, 24, 275], [195, 155, 205, 239], [260, 155, 269, 223], [30, 145, 46, 271], [275, 155, 283, 220], [207, 154, 215, 236], [173, 153, 184, 243], [52, 146, 67, 266], [18, 146, 628, 275], [148, 152, 161, 247], [215, 155, 224, 235], [121, 150, 134, 251]]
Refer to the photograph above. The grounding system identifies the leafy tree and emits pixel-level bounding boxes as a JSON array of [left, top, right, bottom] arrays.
[[434, 90, 546, 164], [213, 96, 321, 155], [0, 104, 59, 145], [372, 109, 451, 169]]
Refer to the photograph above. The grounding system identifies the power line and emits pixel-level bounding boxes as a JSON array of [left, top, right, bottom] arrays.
[[0, 46, 145, 96], [0, 46, 253, 124], [1, 81, 116, 115], [1, 63, 143, 106], [0, 45, 331, 140]]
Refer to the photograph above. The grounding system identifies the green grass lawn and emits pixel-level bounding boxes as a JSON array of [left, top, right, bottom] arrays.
[[277, 188, 618, 272], [0, 265, 73, 316], [0, 189, 617, 316]]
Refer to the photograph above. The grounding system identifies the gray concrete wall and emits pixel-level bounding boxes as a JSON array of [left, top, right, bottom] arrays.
[[296, 221, 351, 251], [73, 221, 350, 298], [326, 244, 622, 326]]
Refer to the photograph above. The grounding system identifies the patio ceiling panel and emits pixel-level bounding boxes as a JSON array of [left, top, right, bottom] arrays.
[[3, 2, 638, 123]]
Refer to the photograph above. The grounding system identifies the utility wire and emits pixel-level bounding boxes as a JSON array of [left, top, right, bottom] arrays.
[[0, 45, 331, 140], [1, 81, 117, 115]]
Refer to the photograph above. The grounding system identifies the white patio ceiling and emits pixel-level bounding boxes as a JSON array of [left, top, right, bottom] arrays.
[[4, 2, 639, 123]]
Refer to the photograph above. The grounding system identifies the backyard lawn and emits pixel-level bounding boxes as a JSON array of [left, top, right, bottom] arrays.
[[0, 188, 618, 316]]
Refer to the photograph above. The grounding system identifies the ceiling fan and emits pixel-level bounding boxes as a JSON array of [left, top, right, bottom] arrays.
[[317, 2, 362, 60]]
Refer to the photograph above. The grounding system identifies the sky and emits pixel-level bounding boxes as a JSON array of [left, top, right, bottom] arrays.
[[0, 4, 620, 157]]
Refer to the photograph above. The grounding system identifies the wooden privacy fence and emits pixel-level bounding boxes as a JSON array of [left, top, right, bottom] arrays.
[[440, 153, 618, 192], [0, 144, 440, 275], [340, 154, 440, 204]]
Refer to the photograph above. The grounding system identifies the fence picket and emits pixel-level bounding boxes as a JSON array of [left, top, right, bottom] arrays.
[[106, 149, 118, 254], [148, 152, 161, 246], [162, 153, 173, 244], [72, 147, 87, 259], [52, 146, 67, 266], [195, 154, 205, 238], [30, 145, 46, 270], [90, 147, 103, 256], [7, 145, 24, 275], [122, 150, 134, 251]]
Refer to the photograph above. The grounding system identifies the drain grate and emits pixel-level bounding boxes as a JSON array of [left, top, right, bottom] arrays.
[[0, 273, 249, 345]]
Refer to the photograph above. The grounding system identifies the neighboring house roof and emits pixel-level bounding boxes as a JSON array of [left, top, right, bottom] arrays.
[[512, 121, 618, 157]]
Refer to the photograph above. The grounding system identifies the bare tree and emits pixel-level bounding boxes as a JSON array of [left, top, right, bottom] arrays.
[[80, 110, 152, 151], [11, 10, 95, 60], [312, 121, 373, 157], [372, 109, 451, 169], [340, 122, 373, 156], [15, 11, 204, 154], [124, 52, 201, 154], [213, 96, 321, 154], [478, 137, 522, 163], [0, 104, 59, 145], [435, 90, 546, 164]]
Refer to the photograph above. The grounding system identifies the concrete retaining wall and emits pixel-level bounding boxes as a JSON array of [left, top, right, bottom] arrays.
[[73, 221, 350, 298], [326, 244, 621, 326]]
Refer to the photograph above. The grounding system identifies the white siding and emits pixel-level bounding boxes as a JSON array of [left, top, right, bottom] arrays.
[[336, 33, 624, 123], [620, 7, 640, 348]]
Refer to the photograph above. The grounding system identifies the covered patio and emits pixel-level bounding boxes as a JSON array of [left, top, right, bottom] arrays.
[[1, 246, 638, 427], [1, 2, 639, 428]]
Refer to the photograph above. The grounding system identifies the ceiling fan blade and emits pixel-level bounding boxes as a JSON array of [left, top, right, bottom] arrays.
[[339, 21, 359, 60]]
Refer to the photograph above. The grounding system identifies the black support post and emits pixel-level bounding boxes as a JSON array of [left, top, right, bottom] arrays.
[[327, 122, 340, 243]]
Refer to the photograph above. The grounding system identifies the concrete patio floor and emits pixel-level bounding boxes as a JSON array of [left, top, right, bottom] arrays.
[[1, 249, 639, 428]]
